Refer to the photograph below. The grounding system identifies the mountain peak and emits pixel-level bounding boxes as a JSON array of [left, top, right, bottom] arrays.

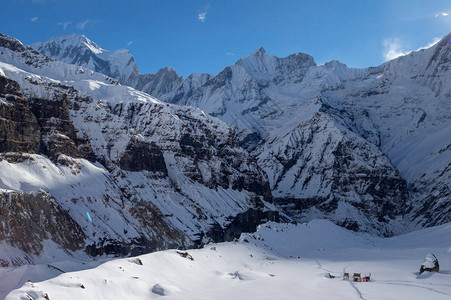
[[0, 33, 27, 52], [31, 34, 138, 82], [238, 47, 269, 62], [38, 33, 104, 55], [238, 46, 273, 65], [251, 46, 266, 55]]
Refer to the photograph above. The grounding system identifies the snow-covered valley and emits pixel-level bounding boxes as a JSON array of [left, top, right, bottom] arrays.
[[3, 220, 451, 299]]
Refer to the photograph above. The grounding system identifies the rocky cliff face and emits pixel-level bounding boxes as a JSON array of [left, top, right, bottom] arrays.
[[320, 34, 451, 229], [0, 76, 40, 153], [143, 47, 411, 235], [0, 33, 276, 265], [0, 188, 86, 267], [29, 84, 96, 162]]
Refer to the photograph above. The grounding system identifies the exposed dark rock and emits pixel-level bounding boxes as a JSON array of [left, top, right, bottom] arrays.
[[176, 250, 194, 260], [206, 208, 280, 243], [0, 33, 53, 67], [30, 95, 95, 162], [0, 190, 86, 263], [85, 234, 186, 258], [119, 138, 168, 174], [151, 284, 165, 296], [239, 131, 264, 152], [179, 133, 212, 160], [0, 76, 40, 153], [411, 186, 451, 227], [133, 67, 183, 98], [331, 140, 409, 221]]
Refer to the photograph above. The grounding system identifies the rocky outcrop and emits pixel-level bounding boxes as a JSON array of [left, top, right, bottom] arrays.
[[0, 189, 86, 266], [131, 66, 183, 100], [119, 138, 168, 174], [0, 72, 95, 162], [419, 253, 440, 274], [206, 208, 280, 243], [0, 76, 40, 153], [30, 93, 95, 162]]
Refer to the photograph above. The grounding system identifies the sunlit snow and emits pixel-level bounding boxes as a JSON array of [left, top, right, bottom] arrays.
[[2, 220, 451, 299]]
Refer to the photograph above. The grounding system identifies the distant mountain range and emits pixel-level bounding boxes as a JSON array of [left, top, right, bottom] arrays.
[[33, 32, 451, 231], [0, 31, 449, 266]]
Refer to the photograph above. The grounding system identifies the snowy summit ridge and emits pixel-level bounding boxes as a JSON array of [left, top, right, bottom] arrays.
[[32, 33, 138, 84]]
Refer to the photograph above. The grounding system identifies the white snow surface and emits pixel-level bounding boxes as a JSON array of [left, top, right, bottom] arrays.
[[3, 220, 451, 299]]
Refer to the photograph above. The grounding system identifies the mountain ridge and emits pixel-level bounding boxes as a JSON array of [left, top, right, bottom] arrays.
[[0, 33, 278, 267], [31, 32, 451, 234]]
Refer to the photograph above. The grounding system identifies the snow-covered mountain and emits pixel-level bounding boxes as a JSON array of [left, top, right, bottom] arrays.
[[0, 33, 278, 267], [31, 33, 451, 236], [31, 34, 138, 84], [31, 34, 184, 99], [184, 38, 450, 232]]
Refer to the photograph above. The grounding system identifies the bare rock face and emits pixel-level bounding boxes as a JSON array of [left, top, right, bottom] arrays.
[[0, 76, 40, 153], [119, 137, 168, 174], [0, 74, 95, 162], [30, 95, 95, 162], [108, 100, 272, 202], [0, 189, 86, 266]]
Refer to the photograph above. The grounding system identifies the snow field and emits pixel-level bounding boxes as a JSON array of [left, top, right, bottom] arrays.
[[5, 220, 451, 299]]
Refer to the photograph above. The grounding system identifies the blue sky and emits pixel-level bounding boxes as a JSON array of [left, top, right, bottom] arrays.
[[2, 0, 450, 77]]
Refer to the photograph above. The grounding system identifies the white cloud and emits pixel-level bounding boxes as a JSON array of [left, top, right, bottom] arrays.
[[30, 17, 38, 22], [127, 41, 133, 47], [77, 19, 91, 30], [198, 4, 210, 22], [435, 11, 449, 17], [57, 21, 72, 30], [198, 12, 207, 22], [383, 37, 441, 61], [383, 38, 407, 61], [226, 52, 235, 56]]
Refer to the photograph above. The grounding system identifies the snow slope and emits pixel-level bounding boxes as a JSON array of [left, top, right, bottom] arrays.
[[4, 220, 451, 299]]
